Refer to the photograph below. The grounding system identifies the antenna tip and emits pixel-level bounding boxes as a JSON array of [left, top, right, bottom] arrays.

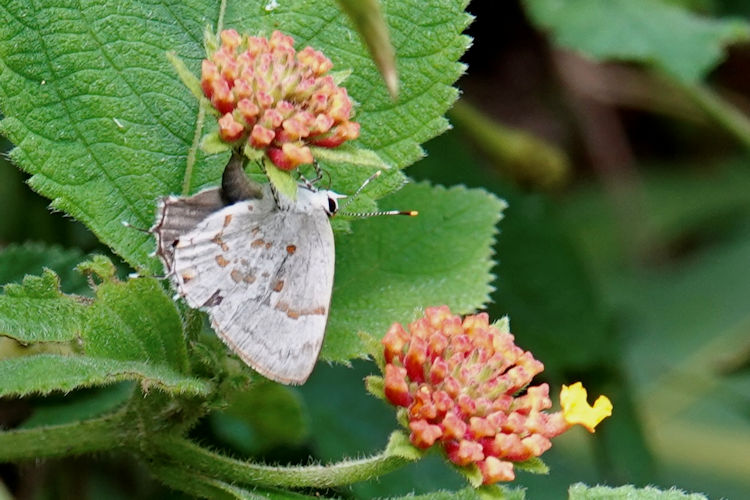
[[374, 170, 383, 178], [408, 210, 419, 216]]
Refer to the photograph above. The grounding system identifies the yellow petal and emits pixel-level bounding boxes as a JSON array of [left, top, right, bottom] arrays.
[[560, 382, 613, 432]]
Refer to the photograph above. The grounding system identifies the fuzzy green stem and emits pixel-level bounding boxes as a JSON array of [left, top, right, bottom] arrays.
[[149, 463, 269, 500], [681, 82, 750, 150], [154, 435, 414, 489], [0, 411, 128, 461]]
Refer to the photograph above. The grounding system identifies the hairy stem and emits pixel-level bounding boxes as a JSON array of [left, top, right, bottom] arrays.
[[0, 411, 128, 461], [154, 435, 414, 489]]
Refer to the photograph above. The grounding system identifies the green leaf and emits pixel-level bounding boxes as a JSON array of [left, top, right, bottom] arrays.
[[0, 269, 87, 343], [166, 51, 203, 102], [513, 457, 549, 475], [309, 144, 391, 171], [384, 430, 423, 461], [0, 0, 470, 272], [364, 374, 385, 400], [568, 483, 708, 500], [83, 277, 189, 373], [263, 157, 298, 201], [523, 0, 750, 83], [0, 354, 211, 397], [323, 182, 505, 361], [209, 381, 309, 455], [76, 254, 117, 282], [0, 243, 88, 294]]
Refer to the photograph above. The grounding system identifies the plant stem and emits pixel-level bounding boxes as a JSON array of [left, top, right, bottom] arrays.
[[154, 435, 414, 489], [149, 463, 271, 500], [0, 411, 128, 461], [681, 82, 750, 150]]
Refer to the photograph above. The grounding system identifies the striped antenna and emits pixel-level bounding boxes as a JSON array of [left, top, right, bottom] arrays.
[[338, 170, 383, 213], [340, 209, 418, 218], [338, 170, 418, 218]]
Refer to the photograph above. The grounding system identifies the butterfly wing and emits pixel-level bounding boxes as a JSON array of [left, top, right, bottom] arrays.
[[170, 199, 335, 384], [151, 188, 226, 274]]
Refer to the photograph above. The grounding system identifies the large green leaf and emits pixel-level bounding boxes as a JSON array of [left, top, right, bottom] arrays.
[[0, 0, 470, 273], [0, 354, 211, 398], [523, 0, 750, 83], [324, 182, 505, 361]]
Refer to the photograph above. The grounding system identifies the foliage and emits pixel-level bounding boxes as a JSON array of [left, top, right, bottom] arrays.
[[0, 0, 748, 498]]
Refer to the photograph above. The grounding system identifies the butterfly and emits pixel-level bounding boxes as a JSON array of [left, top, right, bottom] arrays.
[[151, 154, 413, 384], [151, 154, 343, 384]]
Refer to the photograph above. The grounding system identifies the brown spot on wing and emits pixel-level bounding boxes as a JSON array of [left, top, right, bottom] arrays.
[[230, 269, 242, 283], [223, 214, 233, 227], [286, 244, 297, 255], [272, 280, 284, 292], [274, 301, 327, 319], [251, 238, 265, 248], [265, 242, 272, 249], [215, 255, 230, 267], [211, 233, 229, 251], [243, 274, 256, 284], [181, 271, 195, 283]]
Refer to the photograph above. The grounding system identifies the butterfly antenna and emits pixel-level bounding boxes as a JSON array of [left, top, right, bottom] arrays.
[[339, 170, 384, 213], [340, 209, 418, 218]]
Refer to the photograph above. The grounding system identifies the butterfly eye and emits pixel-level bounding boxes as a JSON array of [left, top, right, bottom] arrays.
[[327, 196, 339, 215]]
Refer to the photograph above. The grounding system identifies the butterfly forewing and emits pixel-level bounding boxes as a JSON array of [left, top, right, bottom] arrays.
[[169, 193, 335, 384]]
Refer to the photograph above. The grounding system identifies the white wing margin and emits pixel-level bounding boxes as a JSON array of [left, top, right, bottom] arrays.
[[171, 198, 335, 384]]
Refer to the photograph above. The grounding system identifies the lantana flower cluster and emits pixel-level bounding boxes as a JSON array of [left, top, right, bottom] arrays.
[[201, 29, 360, 170], [382, 306, 612, 484]]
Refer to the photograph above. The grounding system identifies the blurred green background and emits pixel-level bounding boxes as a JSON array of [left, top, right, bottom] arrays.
[[2, 1, 750, 498]]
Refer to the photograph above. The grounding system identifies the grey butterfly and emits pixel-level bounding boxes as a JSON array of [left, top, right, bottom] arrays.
[[151, 154, 340, 384]]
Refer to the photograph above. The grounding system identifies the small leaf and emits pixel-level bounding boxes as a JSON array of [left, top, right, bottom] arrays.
[[0, 354, 211, 398], [0, 243, 88, 294], [83, 277, 189, 373], [263, 157, 298, 200], [0, 269, 87, 344], [364, 374, 385, 400], [384, 429, 423, 461], [167, 51, 203, 102], [523, 0, 750, 83], [454, 463, 483, 488], [324, 182, 506, 362], [76, 255, 117, 282], [513, 456, 548, 475], [329, 69, 352, 85], [202, 131, 232, 154], [336, 0, 398, 97], [568, 483, 709, 500], [310, 144, 391, 170]]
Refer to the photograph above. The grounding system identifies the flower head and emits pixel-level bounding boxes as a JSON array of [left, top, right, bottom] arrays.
[[201, 29, 360, 170], [380, 306, 612, 485]]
